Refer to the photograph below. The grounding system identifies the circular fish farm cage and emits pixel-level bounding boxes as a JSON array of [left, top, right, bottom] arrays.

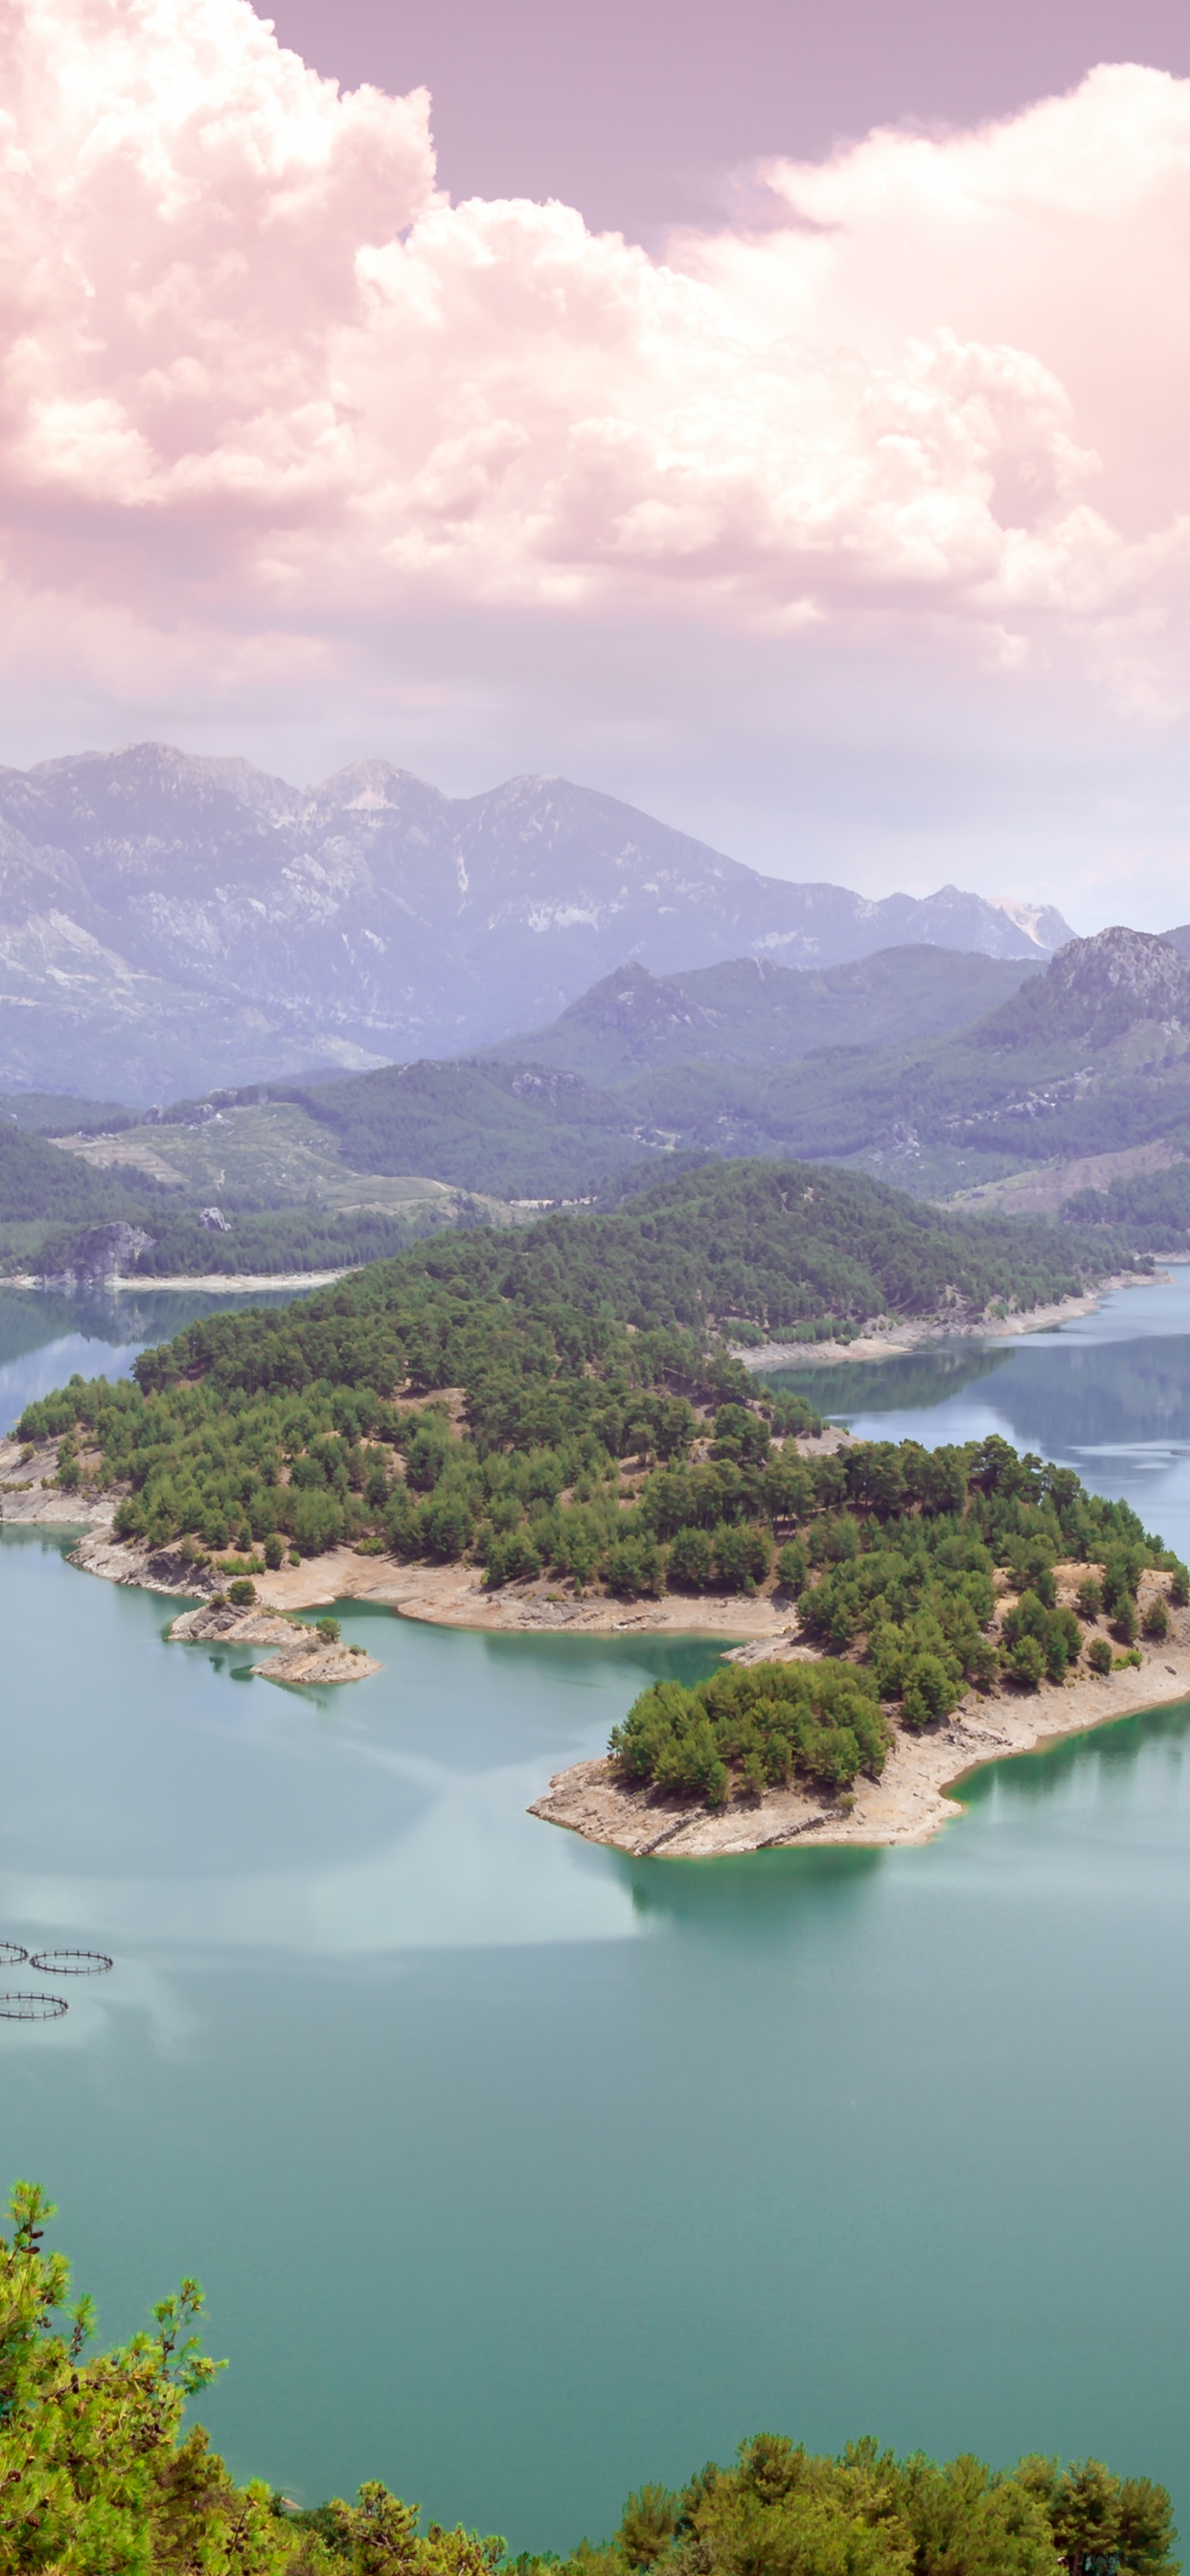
[[0, 1992, 67, 2020], [29, 1949, 113, 1976], [0, 1942, 29, 1966]]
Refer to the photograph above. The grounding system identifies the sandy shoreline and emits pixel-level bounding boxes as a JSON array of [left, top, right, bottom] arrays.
[[10, 1489, 1187, 1861], [735, 1270, 1165, 1372], [57, 1518, 789, 1638], [0, 1267, 351, 1293]]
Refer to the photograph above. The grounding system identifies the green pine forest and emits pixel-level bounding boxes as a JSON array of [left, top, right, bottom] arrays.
[[1, 2183, 1178, 2576]]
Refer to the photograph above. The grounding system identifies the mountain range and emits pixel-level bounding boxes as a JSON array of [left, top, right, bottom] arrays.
[[278, 925, 1190, 1207], [13, 923, 1190, 1275], [590, 925, 1190, 1201], [0, 742, 1073, 1101]]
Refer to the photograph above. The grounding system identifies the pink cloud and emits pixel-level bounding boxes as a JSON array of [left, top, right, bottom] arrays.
[[2, 3, 1190, 719]]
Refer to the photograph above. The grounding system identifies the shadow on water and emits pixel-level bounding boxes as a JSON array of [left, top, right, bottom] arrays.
[[620, 1837, 884, 1940]]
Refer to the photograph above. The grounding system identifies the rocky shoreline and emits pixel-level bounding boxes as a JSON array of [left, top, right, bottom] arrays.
[[1, 1267, 351, 1293], [530, 1629, 1190, 1856], [165, 1596, 380, 1686]]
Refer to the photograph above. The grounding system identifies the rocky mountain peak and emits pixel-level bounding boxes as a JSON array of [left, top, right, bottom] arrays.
[[989, 895, 1074, 952], [1046, 925, 1190, 1016], [975, 922, 1190, 1061], [311, 760, 437, 817]]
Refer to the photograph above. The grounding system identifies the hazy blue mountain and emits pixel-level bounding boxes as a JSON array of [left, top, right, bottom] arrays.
[[0, 743, 1072, 1099], [290, 929, 1180, 1204], [481, 947, 1044, 1084], [603, 927, 1190, 1197]]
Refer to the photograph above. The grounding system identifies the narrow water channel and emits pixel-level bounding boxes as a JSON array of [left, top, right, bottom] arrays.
[[4, 1277, 1190, 2553]]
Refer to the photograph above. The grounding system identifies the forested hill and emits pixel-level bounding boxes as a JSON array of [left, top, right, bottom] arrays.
[[289, 1056, 648, 1198], [148, 1158, 1135, 1356], [274, 926, 1190, 1209], [21, 1159, 1135, 1585], [23, 1161, 1165, 1732], [479, 946, 1042, 1084], [0, 1124, 157, 1225], [603, 927, 1190, 1201]]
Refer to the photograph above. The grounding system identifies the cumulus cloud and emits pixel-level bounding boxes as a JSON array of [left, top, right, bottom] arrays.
[[3, 0, 1190, 803]]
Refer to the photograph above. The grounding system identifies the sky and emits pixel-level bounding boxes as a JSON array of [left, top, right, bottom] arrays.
[[5, 0, 1190, 926]]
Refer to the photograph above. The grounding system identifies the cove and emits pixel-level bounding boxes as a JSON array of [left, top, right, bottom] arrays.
[[4, 1280, 1190, 2553]]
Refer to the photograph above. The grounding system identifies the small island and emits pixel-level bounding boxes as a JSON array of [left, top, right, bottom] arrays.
[[167, 1597, 380, 1686]]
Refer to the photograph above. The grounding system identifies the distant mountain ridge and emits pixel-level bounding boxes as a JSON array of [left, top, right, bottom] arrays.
[[590, 927, 1190, 1198], [22, 923, 1190, 1246], [482, 948, 1044, 1083], [286, 925, 1190, 1207], [0, 742, 1074, 1100], [220, 927, 1190, 1208]]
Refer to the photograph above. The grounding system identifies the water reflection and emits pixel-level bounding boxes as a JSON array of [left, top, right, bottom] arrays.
[[0, 1282, 310, 1432], [764, 1343, 1012, 1415], [0, 1542, 724, 1964], [623, 1839, 884, 1939], [958, 1690, 1190, 1809]]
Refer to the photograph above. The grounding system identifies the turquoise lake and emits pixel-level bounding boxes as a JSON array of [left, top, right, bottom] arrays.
[[5, 1275, 1190, 2550]]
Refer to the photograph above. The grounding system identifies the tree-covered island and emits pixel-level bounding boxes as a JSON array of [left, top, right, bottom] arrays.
[[1, 2183, 1179, 2576]]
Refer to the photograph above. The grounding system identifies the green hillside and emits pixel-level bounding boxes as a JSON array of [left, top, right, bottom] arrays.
[[600, 928, 1190, 1204], [0, 1096, 520, 1278], [0, 1089, 135, 1134], [482, 945, 1042, 1083], [0, 1125, 156, 1226], [260, 929, 1190, 1211], [11, 925, 1190, 1270], [289, 1057, 653, 1196]]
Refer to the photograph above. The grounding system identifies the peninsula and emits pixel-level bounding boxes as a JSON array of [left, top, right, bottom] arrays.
[[531, 1614, 1190, 1856], [6, 1157, 1182, 1841]]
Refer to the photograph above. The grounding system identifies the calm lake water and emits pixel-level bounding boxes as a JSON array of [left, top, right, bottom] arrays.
[[5, 1275, 1190, 2551]]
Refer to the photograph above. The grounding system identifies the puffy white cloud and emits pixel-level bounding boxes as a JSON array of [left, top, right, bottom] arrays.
[[3, 0, 1190, 908], [0, 9, 1183, 630]]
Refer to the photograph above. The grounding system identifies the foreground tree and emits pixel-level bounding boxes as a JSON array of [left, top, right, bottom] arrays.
[[0, 2185, 502, 2574]]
